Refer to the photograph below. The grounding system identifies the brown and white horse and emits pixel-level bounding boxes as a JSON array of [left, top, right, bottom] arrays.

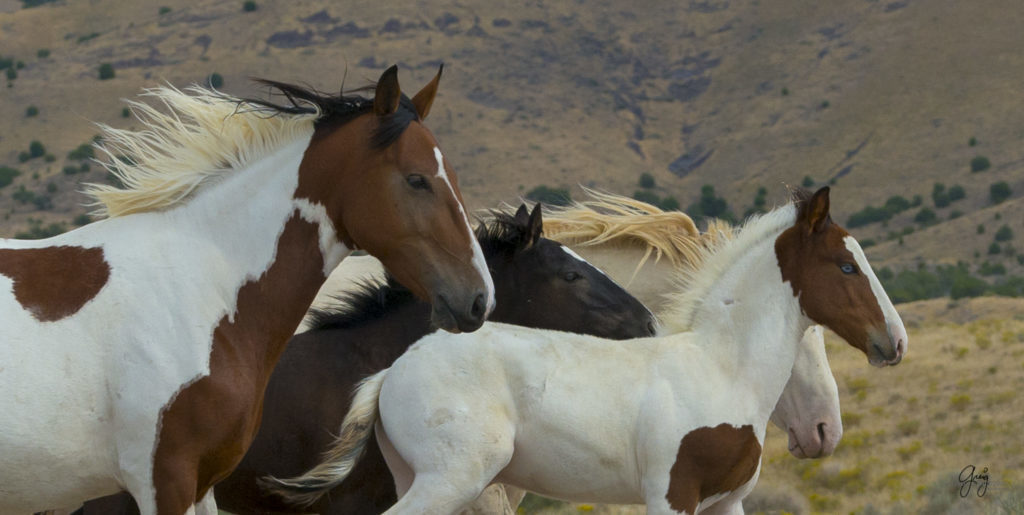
[[0, 65, 493, 514], [265, 187, 906, 514]]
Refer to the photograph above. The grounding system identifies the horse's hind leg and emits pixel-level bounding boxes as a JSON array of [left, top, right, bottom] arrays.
[[383, 472, 496, 515], [381, 424, 515, 514]]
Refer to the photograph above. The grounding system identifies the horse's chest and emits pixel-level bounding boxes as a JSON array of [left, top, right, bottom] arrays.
[[663, 423, 761, 514]]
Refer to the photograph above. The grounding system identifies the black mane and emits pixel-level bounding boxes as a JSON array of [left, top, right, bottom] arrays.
[[239, 79, 419, 149], [307, 214, 531, 331]]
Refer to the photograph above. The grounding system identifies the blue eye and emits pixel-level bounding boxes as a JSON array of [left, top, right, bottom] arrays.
[[840, 263, 857, 274]]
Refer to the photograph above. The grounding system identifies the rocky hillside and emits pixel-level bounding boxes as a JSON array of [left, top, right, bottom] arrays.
[[1, 0, 1022, 284]]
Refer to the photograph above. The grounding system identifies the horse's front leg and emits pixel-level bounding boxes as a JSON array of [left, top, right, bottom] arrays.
[[193, 490, 217, 515]]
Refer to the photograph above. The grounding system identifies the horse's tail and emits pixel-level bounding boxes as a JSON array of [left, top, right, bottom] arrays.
[[258, 368, 388, 507]]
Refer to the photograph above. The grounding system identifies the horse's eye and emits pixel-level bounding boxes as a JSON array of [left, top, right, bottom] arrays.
[[406, 174, 431, 192], [839, 263, 857, 274], [564, 271, 582, 282]]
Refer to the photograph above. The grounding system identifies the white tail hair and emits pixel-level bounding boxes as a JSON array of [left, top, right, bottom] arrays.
[[259, 369, 388, 506]]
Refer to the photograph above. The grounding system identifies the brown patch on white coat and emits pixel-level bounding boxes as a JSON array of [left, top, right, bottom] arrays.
[[0, 246, 110, 322], [666, 423, 761, 514]]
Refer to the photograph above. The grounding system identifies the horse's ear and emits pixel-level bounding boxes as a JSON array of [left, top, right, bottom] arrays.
[[373, 65, 401, 116], [526, 203, 544, 248], [513, 204, 530, 227], [805, 186, 831, 234], [411, 64, 443, 120]]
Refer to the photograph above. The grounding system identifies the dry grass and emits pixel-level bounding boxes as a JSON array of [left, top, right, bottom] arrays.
[[524, 297, 1024, 514]]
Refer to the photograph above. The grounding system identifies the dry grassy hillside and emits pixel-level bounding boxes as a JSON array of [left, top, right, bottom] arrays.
[[1, 0, 1022, 279]]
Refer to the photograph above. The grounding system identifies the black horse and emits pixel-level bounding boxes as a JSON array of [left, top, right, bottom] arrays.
[[73, 204, 655, 514]]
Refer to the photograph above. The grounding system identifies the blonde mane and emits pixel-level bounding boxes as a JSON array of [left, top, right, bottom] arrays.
[[541, 189, 734, 272], [85, 85, 320, 218], [660, 203, 799, 333]]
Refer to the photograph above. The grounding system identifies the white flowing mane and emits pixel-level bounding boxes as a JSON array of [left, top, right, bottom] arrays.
[[660, 203, 799, 333], [85, 85, 321, 218]]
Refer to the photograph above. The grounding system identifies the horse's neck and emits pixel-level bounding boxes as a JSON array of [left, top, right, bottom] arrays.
[[156, 135, 349, 350], [689, 236, 809, 422]]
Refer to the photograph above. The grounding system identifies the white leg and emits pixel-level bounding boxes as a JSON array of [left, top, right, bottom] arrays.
[[458, 484, 516, 515], [383, 473, 492, 515], [502, 485, 527, 513], [193, 489, 217, 515]]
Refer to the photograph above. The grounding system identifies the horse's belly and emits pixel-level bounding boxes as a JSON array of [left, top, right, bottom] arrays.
[[0, 318, 121, 512], [497, 450, 642, 504], [0, 401, 119, 513]]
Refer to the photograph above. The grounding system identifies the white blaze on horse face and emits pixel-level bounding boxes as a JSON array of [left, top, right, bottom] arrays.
[[432, 147, 495, 315], [843, 236, 908, 360], [560, 245, 610, 278]]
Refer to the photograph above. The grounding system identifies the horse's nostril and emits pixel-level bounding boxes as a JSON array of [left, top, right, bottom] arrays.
[[646, 319, 656, 335], [817, 422, 827, 442], [470, 293, 486, 320]]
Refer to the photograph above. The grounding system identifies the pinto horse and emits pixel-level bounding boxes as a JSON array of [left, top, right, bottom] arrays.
[[0, 65, 494, 515], [69, 204, 656, 515], [265, 187, 907, 514]]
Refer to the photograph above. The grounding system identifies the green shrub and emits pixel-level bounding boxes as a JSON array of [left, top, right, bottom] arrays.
[[687, 184, 735, 222], [995, 225, 1013, 242], [98, 63, 115, 80], [12, 185, 34, 204], [633, 190, 679, 211], [979, 262, 1006, 276], [32, 194, 52, 210], [73, 214, 92, 226], [14, 219, 66, 239], [29, 141, 45, 158], [25, 105, 38, 117], [781, 87, 789, 96], [37, 48, 50, 58], [990, 181, 1011, 204], [638, 172, 655, 189], [525, 185, 571, 206], [914, 207, 937, 225], [158, 6, 171, 14], [207, 72, 224, 89], [21, 0, 59, 8], [950, 210, 963, 220], [932, 183, 949, 208], [969, 136, 977, 147], [951, 274, 989, 299], [948, 184, 965, 201], [978, 224, 985, 234], [847, 205, 891, 228], [970, 155, 991, 172], [884, 195, 911, 214], [989, 242, 1002, 255], [0, 166, 20, 188], [6, 67, 16, 80], [802, 175, 814, 188], [911, 194, 922, 207], [121, 107, 131, 118], [45, 182, 56, 193], [242, 0, 258, 11], [67, 143, 95, 161]]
